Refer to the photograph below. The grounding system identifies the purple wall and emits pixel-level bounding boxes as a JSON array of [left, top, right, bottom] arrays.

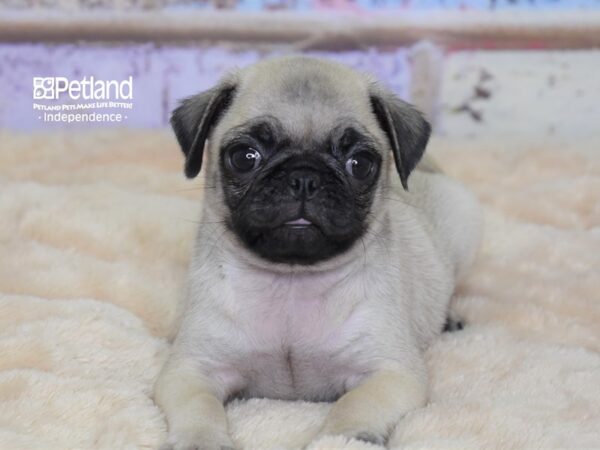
[[5, 0, 600, 11], [0, 44, 411, 130]]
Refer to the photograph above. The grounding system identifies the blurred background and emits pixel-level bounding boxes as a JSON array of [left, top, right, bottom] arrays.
[[1, 4, 599, 450], [1, 0, 599, 141]]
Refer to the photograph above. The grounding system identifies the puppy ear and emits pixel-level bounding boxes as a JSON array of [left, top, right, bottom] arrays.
[[171, 83, 237, 178], [370, 90, 431, 190]]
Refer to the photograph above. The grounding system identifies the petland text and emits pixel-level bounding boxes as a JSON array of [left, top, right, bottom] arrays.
[[33, 76, 133, 100]]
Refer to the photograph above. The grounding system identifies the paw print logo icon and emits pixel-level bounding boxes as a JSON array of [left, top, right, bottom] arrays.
[[33, 78, 55, 99]]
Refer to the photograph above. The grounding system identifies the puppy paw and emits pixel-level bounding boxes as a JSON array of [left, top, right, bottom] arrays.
[[442, 316, 465, 332], [160, 430, 236, 450]]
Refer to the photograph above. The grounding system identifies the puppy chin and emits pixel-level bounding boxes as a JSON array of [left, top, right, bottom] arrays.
[[233, 219, 362, 265]]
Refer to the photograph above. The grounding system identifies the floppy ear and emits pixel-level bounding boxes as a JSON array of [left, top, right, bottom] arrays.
[[370, 90, 431, 190], [170, 83, 237, 178]]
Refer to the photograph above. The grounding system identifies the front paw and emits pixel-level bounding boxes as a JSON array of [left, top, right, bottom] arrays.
[[160, 429, 237, 450]]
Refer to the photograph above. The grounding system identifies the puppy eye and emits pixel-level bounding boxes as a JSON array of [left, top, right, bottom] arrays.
[[345, 152, 374, 180], [229, 147, 262, 172]]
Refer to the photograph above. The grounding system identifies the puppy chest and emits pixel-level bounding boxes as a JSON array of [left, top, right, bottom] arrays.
[[232, 301, 368, 401], [221, 265, 372, 400], [237, 344, 358, 402]]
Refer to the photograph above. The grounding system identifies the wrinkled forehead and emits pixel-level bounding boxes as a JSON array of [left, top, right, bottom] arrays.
[[224, 66, 377, 144], [220, 114, 375, 155]]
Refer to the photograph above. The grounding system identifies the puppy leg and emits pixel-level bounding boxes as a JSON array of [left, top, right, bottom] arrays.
[[154, 357, 237, 450], [314, 367, 427, 446], [442, 315, 465, 332]]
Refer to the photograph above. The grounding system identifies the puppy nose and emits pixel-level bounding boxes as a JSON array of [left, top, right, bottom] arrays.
[[288, 169, 321, 200]]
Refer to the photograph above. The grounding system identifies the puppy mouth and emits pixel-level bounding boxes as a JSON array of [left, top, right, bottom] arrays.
[[233, 211, 362, 265], [284, 217, 313, 229]]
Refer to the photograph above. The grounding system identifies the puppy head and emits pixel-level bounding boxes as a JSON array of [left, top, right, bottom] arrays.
[[171, 57, 430, 265]]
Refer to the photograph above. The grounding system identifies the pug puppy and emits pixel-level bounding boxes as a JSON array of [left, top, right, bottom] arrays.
[[155, 56, 481, 450]]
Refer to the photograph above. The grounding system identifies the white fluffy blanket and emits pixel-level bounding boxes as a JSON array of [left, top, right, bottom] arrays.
[[1, 131, 598, 450]]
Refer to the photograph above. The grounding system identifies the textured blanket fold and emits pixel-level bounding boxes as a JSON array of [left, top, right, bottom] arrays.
[[0, 130, 598, 450]]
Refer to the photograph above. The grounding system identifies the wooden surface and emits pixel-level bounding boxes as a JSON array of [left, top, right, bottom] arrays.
[[2, 11, 600, 49]]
